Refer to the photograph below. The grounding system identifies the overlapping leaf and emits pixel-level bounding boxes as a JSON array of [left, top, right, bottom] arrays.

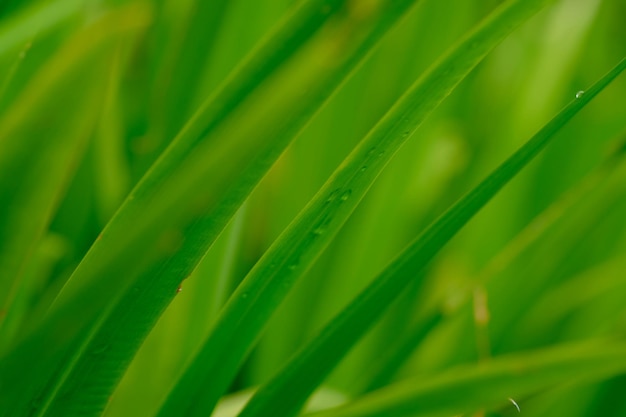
[[235, 56, 626, 417], [0, 1, 425, 416], [157, 1, 568, 417], [305, 342, 626, 417]]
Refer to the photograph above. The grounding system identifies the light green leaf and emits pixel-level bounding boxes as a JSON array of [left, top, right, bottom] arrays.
[[158, 1, 564, 417], [235, 56, 626, 417], [0, 1, 424, 416], [0, 3, 152, 416], [362, 148, 626, 391], [0, 1, 147, 348], [0, 0, 83, 57], [305, 342, 626, 417]]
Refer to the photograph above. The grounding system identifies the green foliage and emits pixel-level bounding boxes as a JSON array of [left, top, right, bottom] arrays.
[[0, 1, 624, 417]]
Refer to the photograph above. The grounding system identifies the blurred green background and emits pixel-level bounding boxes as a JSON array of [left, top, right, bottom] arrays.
[[1, 0, 625, 416]]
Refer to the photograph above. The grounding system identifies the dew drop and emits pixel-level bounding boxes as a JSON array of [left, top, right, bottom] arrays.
[[360, 166, 367, 172], [340, 190, 352, 201], [313, 226, 326, 236], [176, 284, 183, 293], [287, 263, 298, 271], [575, 90, 584, 99], [326, 189, 340, 203]]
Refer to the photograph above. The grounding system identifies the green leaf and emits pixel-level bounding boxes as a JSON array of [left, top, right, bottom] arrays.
[[0, 0, 83, 58], [304, 341, 626, 417], [0, 3, 152, 416], [361, 149, 626, 391], [151, 0, 232, 142], [235, 56, 626, 417], [0, 0, 144, 348], [157, 1, 562, 417], [0, 1, 424, 416], [213, 387, 348, 417]]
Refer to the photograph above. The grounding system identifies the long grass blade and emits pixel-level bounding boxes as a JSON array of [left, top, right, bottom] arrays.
[[305, 342, 626, 417], [157, 1, 560, 417], [0, 0, 82, 57], [153, 0, 231, 142], [235, 56, 626, 417], [0, 1, 146, 347], [361, 147, 626, 391], [0, 1, 424, 417], [0, 4, 152, 416]]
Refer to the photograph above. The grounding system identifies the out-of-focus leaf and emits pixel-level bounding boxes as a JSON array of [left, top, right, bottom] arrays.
[[0, 3, 152, 416], [306, 342, 626, 417], [0, 1, 425, 417], [236, 56, 626, 417]]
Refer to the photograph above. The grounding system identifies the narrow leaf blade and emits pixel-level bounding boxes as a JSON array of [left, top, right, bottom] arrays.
[[306, 342, 626, 417], [236, 56, 626, 417], [158, 1, 561, 417]]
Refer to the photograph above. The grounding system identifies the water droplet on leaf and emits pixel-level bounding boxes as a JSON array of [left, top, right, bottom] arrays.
[[326, 190, 340, 203], [313, 226, 326, 236], [575, 90, 584, 99]]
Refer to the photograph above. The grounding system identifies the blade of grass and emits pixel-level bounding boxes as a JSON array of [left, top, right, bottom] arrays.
[[157, 2, 560, 417], [0, 2, 143, 345], [0, 3, 152, 416], [519, 255, 626, 342], [485, 141, 626, 354], [399, 138, 626, 380], [304, 341, 626, 417], [0, 36, 34, 103], [0, 235, 69, 353], [92, 47, 131, 224], [213, 387, 348, 417], [361, 145, 626, 391], [0, 2, 425, 417], [235, 57, 626, 417], [152, 0, 231, 142], [0, 0, 82, 57]]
